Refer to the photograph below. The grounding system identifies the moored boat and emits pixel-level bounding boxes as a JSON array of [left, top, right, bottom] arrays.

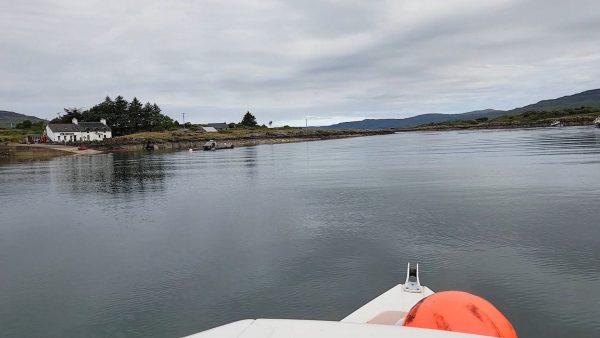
[[202, 140, 235, 151], [550, 120, 563, 127], [594, 117, 600, 128], [184, 263, 517, 338]]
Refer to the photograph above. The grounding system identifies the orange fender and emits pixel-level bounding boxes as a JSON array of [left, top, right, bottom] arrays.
[[403, 291, 517, 338]]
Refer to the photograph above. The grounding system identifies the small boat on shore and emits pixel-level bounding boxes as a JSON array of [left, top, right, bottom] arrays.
[[184, 263, 517, 338], [594, 117, 600, 128], [550, 120, 563, 127], [202, 140, 235, 151]]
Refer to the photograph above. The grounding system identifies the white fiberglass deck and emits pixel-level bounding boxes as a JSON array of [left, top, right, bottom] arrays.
[[342, 283, 434, 324], [185, 318, 489, 338], [183, 282, 487, 338]]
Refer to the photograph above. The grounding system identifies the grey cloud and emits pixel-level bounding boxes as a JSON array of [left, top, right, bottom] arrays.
[[1, 0, 600, 126]]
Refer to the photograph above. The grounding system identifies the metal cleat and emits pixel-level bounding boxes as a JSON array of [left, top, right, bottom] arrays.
[[403, 262, 423, 293]]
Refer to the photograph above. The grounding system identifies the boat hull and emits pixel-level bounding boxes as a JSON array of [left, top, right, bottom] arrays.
[[203, 145, 235, 151]]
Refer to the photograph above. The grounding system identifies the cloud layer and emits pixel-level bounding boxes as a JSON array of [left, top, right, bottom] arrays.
[[2, 0, 600, 125]]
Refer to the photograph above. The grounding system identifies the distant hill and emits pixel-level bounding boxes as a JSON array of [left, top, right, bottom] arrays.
[[325, 109, 504, 129], [324, 88, 600, 129], [0, 110, 45, 128], [508, 89, 600, 114]]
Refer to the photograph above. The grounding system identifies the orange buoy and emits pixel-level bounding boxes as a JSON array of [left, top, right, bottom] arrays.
[[403, 291, 517, 338]]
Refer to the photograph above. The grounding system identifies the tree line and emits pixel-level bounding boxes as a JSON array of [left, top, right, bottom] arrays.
[[51, 96, 176, 136], [49, 97, 274, 136], [14, 120, 45, 132]]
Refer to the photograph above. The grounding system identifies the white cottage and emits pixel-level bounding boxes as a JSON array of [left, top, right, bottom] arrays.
[[46, 118, 112, 142]]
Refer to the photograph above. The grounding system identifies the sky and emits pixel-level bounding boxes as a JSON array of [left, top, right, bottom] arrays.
[[2, 0, 600, 126]]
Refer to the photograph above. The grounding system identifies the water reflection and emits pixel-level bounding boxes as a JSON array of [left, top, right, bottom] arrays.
[[1, 127, 599, 338], [241, 146, 258, 180], [521, 127, 600, 155], [47, 153, 168, 195]]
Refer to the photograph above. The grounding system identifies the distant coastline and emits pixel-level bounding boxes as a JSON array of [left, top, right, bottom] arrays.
[[3, 88, 600, 162], [324, 88, 600, 129], [397, 114, 597, 132], [396, 108, 600, 132]]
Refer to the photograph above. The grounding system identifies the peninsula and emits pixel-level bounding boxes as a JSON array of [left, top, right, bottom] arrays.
[[399, 106, 600, 132]]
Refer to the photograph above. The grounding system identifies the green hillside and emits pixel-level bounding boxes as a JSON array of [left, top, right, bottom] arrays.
[[0, 111, 45, 128], [413, 106, 600, 130], [509, 89, 600, 113], [325, 88, 600, 129]]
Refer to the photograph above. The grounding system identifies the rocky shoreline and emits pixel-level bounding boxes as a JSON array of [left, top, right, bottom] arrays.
[[0, 143, 71, 163], [75, 128, 393, 152], [0, 128, 394, 162]]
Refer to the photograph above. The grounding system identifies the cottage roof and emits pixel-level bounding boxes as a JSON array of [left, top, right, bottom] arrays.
[[206, 122, 228, 129], [47, 124, 81, 132], [47, 121, 111, 133], [78, 122, 111, 132], [202, 126, 218, 132]]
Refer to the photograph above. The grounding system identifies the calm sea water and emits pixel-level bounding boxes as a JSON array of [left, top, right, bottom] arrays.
[[1, 127, 600, 338]]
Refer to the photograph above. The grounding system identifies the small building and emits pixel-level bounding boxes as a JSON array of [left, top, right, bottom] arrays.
[[206, 122, 229, 131], [45, 123, 81, 143], [201, 126, 218, 133], [46, 118, 112, 142], [22, 134, 42, 144]]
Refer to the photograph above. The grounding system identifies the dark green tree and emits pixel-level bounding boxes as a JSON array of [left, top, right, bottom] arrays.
[[16, 120, 32, 129], [87, 96, 115, 124], [127, 97, 143, 133], [50, 108, 84, 123], [240, 111, 257, 127], [53, 96, 175, 136], [112, 96, 129, 134]]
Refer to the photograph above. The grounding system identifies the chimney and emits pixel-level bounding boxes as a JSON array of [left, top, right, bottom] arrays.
[[72, 117, 78, 125], [100, 118, 107, 125]]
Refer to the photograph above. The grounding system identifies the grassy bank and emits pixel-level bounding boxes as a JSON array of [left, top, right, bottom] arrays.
[[0, 121, 45, 142], [106, 127, 394, 149], [0, 128, 37, 143]]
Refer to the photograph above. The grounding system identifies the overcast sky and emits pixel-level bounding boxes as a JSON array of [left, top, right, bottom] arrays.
[[2, 0, 600, 126]]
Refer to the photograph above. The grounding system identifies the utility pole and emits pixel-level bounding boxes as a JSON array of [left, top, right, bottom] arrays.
[[182, 113, 185, 125], [305, 116, 311, 128]]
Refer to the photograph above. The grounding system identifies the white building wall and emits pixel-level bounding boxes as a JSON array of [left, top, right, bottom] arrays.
[[63, 133, 77, 142], [45, 125, 112, 142], [80, 131, 111, 141], [45, 126, 81, 142], [45, 125, 56, 141]]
